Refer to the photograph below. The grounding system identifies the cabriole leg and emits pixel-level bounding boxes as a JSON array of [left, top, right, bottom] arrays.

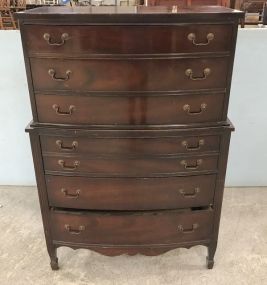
[[48, 246, 59, 270], [206, 243, 217, 269]]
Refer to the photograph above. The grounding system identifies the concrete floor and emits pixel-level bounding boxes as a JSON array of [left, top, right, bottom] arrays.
[[0, 186, 266, 285]]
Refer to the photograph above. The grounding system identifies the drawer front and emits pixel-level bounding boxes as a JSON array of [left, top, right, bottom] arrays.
[[50, 209, 213, 245], [46, 174, 216, 210], [36, 93, 225, 125], [24, 24, 233, 55], [43, 155, 218, 176], [30, 57, 229, 92], [41, 135, 220, 156]]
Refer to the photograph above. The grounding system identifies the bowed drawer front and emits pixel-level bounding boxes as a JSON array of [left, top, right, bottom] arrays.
[[24, 24, 233, 55], [46, 174, 217, 210], [50, 209, 214, 245], [42, 154, 219, 176], [19, 5, 242, 270], [36, 93, 226, 125], [40, 134, 221, 155], [30, 57, 229, 92]]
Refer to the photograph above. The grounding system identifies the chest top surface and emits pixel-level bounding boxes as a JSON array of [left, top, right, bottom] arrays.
[[16, 6, 243, 23]]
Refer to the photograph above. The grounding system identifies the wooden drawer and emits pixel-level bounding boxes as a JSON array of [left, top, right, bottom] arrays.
[[30, 57, 229, 92], [36, 93, 225, 125], [46, 174, 216, 210], [41, 134, 220, 156], [43, 154, 219, 176], [50, 208, 214, 245], [24, 24, 233, 55]]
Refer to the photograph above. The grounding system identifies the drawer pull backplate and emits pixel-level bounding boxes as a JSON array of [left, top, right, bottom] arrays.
[[182, 139, 205, 150], [185, 68, 211, 81], [180, 159, 203, 170], [52, 104, 75, 116], [43, 32, 69, 46], [65, 224, 85, 235], [48, 68, 72, 82], [56, 140, 78, 150], [179, 187, 200, 198], [187, 32, 214, 46], [58, 159, 80, 170], [178, 223, 199, 234], [61, 188, 81, 199], [183, 103, 207, 115]]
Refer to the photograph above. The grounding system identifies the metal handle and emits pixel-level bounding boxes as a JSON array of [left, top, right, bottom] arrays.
[[180, 159, 203, 170], [185, 68, 211, 81], [61, 188, 80, 199], [56, 140, 78, 150], [58, 160, 80, 170], [182, 139, 205, 150], [183, 103, 207, 115], [187, 33, 214, 46], [43, 33, 69, 46], [52, 104, 75, 116], [48, 69, 71, 81], [179, 187, 200, 198], [65, 224, 85, 235], [178, 223, 199, 234]]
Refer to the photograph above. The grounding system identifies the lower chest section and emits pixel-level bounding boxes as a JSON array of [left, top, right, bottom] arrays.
[[29, 125, 231, 248]]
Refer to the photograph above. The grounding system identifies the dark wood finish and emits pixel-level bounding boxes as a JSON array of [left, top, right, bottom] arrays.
[[46, 174, 217, 210], [28, 127, 59, 270], [30, 57, 229, 92], [17, 6, 242, 270], [16, 6, 243, 22], [24, 24, 233, 55], [36, 93, 226, 125], [50, 208, 214, 245], [41, 134, 221, 155], [43, 154, 219, 177]]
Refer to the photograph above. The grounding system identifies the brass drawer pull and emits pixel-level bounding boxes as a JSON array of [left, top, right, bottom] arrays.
[[178, 223, 199, 234], [48, 69, 71, 82], [65, 224, 85, 235], [187, 32, 214, 46], [182, 139, 205, 150], [43, 32, 69, 46], [61, 188, 81, 199], [179, 187, 200, 198], [185, 68, 211, 81], [52, 104, 75, 116], [58, 159, 80, 170], [56, 140, 78, 150], [183, 103, 207, 115], [180, 159, 203, 170]]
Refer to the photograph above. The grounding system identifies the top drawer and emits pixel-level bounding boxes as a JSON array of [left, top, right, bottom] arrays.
[[23, 24, 233, 56]]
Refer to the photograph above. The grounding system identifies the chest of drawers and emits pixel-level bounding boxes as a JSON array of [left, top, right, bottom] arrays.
[[17, 5, 243, 270]]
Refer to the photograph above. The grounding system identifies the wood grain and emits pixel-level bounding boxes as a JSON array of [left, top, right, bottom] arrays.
[[24, 24, 233, 55], [30, 57, 229, 92], [46, 174, 217, 210], [50, 208, 214, 245]]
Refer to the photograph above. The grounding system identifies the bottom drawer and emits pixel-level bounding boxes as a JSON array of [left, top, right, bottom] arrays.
[[50, 209, 213, 245]]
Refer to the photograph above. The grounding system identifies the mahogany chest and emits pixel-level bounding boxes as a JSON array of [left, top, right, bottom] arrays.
[[17, 5, 243, 270]]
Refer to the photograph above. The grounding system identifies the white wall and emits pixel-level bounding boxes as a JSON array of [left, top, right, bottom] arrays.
[[0, 31, 35, 185], [227, 28, 267, 186], [0, 29, 267, 186]]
